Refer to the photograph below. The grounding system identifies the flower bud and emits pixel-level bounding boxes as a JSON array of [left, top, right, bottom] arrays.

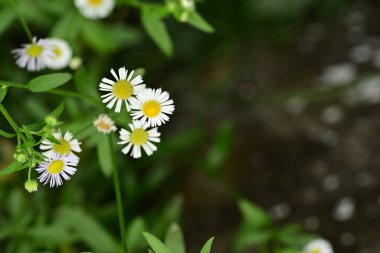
[[45, 115, 58, 126], [24, 179, 38, 193], [14, 152, 27, 163]]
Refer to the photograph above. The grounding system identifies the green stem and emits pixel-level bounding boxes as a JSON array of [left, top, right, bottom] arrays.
[[0, 80, 102, 107], [109, 134, 128, 253], [8, 0, 33, 41], [0, 104, 22, 136]]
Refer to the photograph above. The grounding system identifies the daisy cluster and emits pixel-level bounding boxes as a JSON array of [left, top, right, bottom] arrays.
[[13, 37, 72, 72], [33, 130, 82, 188], [95, 67, 175, 158]]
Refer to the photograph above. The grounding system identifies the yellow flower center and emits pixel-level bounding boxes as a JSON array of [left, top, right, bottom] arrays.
[[113, 80, 133, 99], [97, 121, 112, 131], [48, 160, 64, 174], [52, 139, 71, 155], [311, 249, 321, 253], [53, 47, 62, 59], [130, 128, 148, 145], [26, 44, 43, 57], [142, 100, 161, 117], [87, 0, 102, 6]]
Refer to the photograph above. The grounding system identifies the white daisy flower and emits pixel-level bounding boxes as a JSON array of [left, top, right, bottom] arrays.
[[303, 239, 333, 253], [99, 67, 146, 113], [40, 131, 82, 158], [118, 121, 161, 158], [44, 38, 72, 70], [12, 37, 53, 72], [130, 88, 175, 127], [93, 114, 117, 134], [35, 152, 79, 188], [74, 0, 115, 19]]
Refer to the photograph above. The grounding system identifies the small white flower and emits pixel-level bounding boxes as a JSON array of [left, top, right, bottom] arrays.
[[303, 239, 333, 253], [35, 152, 79, 188], [118, 121, 161, 158], [12, 37, 53, 72], [75, 0, 115, 19], [130, 88, 175, 127], [44, 38, 72, 70], [40, 131, 82, 158], [69, 56, 82, 70], [99, 67, 146, 113], [93, 114, 117, 134]]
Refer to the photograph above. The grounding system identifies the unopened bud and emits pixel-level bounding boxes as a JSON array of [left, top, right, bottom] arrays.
[[69, 57, 82, 70], [45, 115, 58, 126], [24, 179, 38, 193], [14, 152, 27, 163]]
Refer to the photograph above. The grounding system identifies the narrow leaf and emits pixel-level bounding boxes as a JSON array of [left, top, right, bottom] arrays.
[[238, 199, 271, 228], [126, 217, 146, 252], [27, 73, 72, 92], [141, 6, 173, 56], [0, 8, 16, 35], [165, 223, 186, 253], [200, 237, 215, 253], [0, 161, 27, 176], [96, 134, 113, 177], [143, 232, 173, 253], [186, 11, 214, 33], [0, 86, 8, 103], [0, 129, 15, 138]]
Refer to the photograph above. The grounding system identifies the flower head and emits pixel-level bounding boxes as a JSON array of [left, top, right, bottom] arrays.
[[40, 131, 82, 158], [24, 179, 38, 193], [303, 239, 333, 253], [75, 0, 115, 19], [130, 88, 175, 127], [99, 67, 146, 113], [93, 114, 117, 134], [44, 38, 72, 70], [12, 37, 53, 72], [35, 153, 79, 188], [118, 121, 161, 158]]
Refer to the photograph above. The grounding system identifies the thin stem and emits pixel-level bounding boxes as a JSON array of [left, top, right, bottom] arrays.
[[8, 0, 33, 41], [0, 80, 103, 107], [0, 104, 21, 135], [109, 134, 128, 253]]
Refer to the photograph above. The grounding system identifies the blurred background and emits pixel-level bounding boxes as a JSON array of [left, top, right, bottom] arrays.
[[1, 0, 380, 252]]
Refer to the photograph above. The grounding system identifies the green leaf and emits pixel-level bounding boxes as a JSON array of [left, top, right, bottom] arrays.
[[0, 161, 28, 176], [276, 224, 316, 247], [200, 237, 215, 253], [0, 129, 15, 138], [186, 11, 214, 33], [141, 6, 173, 56], [238, 199, 272, 228], [22, 125, 35, 143], [82, 21, 120, 52], [0, 8, 16, 35], [50, 11, 81, 41], [205, 120, 233, 173], [165, 223, 186, 253], [143, 232, 173, 253], [152, 195, 183, 237], [0, 86, 8, 103], [27, 73, 73, 92], [126, 217, 146, 252], [55, 207, 120, 252], [234, 230, 271, 252], [50, 102, 65, 118], [96, 134, 113, 177]]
